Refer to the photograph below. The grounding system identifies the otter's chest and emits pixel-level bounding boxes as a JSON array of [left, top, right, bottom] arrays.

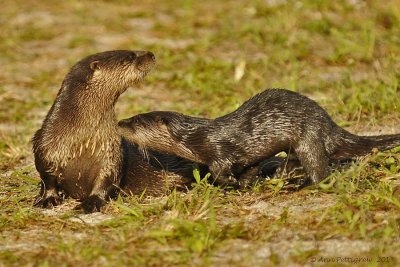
[[50, 139, 121, 199], [56, 150, 107, 199]]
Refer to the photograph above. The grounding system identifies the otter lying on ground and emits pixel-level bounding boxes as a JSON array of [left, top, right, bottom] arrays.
[[119, 88, 400, 186]]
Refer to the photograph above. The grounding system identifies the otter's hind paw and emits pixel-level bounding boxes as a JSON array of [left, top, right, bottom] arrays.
[[75, 195, 107, 213]]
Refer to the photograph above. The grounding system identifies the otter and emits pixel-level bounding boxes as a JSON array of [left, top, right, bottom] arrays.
[[32, 50, 157, 212], [119, 88, 400, 186], [32, 50, 200, 213]]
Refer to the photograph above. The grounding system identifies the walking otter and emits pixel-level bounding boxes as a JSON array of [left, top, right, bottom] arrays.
[[119, 89, 400, 186], [32, 50, 175, 213]]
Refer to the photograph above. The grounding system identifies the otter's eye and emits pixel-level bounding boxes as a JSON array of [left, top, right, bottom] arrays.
[[128, 53, 137, 61]]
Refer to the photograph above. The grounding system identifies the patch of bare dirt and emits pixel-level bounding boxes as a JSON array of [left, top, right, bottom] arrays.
[[245, 194, 335, 219], [211, 237, 373, 266]]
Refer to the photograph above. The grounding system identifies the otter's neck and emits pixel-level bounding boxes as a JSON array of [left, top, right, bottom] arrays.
[[166, 124, 212, 165], [46, 84, 122, 131], [35, 84, 122, 163]]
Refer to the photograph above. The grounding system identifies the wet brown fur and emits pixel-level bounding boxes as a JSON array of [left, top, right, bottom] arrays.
[[119, 89, 400, 186]]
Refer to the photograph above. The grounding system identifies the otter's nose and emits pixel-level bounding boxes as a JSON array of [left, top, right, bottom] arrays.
[[146, 51, 155, 61], [134, 51, 156, 68]]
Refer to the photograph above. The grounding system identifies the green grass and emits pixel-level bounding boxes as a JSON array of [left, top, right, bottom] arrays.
[[1, 0, 400, 266]]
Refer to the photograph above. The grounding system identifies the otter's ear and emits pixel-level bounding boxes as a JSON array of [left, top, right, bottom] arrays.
[[90, 61, 100, 71]]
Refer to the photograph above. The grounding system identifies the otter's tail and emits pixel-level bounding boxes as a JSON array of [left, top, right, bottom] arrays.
[[331, 131, 400, 160]]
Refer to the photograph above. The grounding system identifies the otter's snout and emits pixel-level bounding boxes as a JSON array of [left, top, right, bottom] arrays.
[[118, 117, 144, 129], [118, 119, 132, 128], [134, 51, 156, 74], [135, 51, 155, 63]]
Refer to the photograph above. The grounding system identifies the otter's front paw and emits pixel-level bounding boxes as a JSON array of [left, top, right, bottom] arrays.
[[34, 193, 63, 208], [75, 195, 107, 213], [216, 176, 239, 187]]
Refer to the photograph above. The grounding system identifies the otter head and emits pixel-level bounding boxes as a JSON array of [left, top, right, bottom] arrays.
[[62, 50, 156, 100], [118, 112, 179, 156], [119, 112, 171, 143]]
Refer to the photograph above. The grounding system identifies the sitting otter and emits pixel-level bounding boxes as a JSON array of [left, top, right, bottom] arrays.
[[119, 88, 400, 186], [32, 50, 204, 213]]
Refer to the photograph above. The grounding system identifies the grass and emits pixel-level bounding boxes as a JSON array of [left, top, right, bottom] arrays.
[[1, 0, 400, 266]]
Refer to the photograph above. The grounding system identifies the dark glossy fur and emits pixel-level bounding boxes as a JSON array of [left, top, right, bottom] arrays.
[[32, 50, 198, 213], [119, 89, 400, 186]]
